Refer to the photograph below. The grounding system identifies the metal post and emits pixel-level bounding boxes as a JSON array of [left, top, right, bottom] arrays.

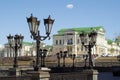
[[43, 56, 45, 67], [58, 57, 60, 67], [57, 53, 60, 67], [73, 57, 75, 68], [88, 45, 93, 69], [13, 43, 18, 68], [63, 56, 65, 67], [34, 39, 40, 71]]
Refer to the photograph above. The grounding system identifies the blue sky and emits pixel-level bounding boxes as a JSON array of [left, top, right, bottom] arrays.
[[0, 0, 120, 45]]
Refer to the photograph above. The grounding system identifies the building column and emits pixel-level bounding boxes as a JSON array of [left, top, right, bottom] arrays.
[[96, 46, 99, 55], [105, 47, 107, 54], [64, 34, 68, 46], [73, 33, 77, 55]]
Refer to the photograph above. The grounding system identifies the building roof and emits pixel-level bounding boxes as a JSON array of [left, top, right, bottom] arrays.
[[23, 42, 33, 46], [54, 26, 104, 36]]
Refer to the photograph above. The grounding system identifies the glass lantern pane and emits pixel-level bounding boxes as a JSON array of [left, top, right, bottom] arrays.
[[32, 22, 36, 34], [84, 34, 89, 45], [19, 35, 24, 45], [9, 38, 13, 45], [28, 22, 32, 32], [79, 33, 85, 44], [7, 34, 13, 45], [27, 14, 39, 35], [91, 32, 97, 42], [44, 15, 54, 35], [34, 21, 39, 35], [45, 24, 53, 35], [14, 35, 18, 44], [32, 22, 35, 33]]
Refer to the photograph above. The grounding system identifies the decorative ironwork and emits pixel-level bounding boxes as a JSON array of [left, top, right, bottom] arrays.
[[27, 14, 54, 71]]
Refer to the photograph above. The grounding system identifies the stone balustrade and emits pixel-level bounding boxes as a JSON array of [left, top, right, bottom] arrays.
[[0, 67, 98, 80]]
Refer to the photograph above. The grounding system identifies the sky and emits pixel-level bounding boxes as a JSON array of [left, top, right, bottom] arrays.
[[0, 0, 120, 45]]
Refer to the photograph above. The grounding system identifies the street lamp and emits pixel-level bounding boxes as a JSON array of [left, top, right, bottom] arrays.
[[40, 49, 48, 67], [69, 54, 76, 68], [7, 34, 24, 68], [27, 14, 54, 71], [83, 54, 88, 68], [79, 28, 97, 69], [56, 52, 61, 67], [60, 50, 67, 67], [56, 50, 67, 67]]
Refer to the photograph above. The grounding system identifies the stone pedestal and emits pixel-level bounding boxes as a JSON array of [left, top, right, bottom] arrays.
[[27, 67, 51, 80], [82, 69, 98, 80], [9, 68, 21, 76]]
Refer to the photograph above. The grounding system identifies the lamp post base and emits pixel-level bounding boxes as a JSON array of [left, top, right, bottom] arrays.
[[34, 66, 39, 71], [9, 68, 20, 76], [27, 67, 51, 80], [82, 69, 98, 80]]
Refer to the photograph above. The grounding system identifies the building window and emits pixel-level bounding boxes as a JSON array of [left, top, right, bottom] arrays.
[[56, 40, 58, 45], [59, 40, 62, 45], [67, 38, 73, 45]]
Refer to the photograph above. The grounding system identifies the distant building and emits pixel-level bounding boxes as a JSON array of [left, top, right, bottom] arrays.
[[22, 42, 34, 56], [106, 36, 120, 56], [0, 41, 50, 57], [52, 26, 120, 57], [0, 45, 5, 57], [3, 42, 33, 57]]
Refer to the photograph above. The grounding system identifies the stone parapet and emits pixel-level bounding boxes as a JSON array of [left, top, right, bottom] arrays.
[[50, 69, 98, 80]]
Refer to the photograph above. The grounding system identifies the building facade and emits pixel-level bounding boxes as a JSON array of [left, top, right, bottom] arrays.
[[52, 26, 120, 57], [0, 45, 5, 57], [0, 41, 50, 57], [2, 42, 34, 57]]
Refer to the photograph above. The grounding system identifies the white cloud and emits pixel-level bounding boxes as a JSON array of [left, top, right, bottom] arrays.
[[66, 4, 74, 9]]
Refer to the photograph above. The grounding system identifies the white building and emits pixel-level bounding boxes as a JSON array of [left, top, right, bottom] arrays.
[[0, 44, 5, 57], [52, 26, 120, 57], [1, 41, 49, 57], [3, 42, 33, 57]]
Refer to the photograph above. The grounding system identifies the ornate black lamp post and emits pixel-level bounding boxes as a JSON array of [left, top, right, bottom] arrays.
[[60, 50, 67, 67], [27, 14, 54, 71], [83, 54, 88, 68], [69, 54, 76, 68], [40, 49, 47, 67], [7, 34, 24, 68], [56, 51, 67, 67], [56, 52, 61, 67], [79, 29, 97, 69]]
